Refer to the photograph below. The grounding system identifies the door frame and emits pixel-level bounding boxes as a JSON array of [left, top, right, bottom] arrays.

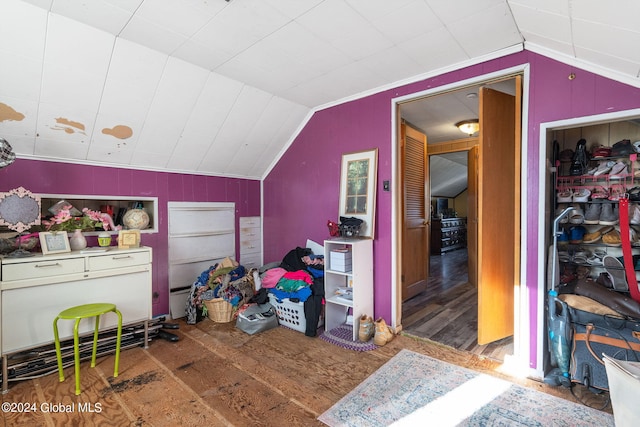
[[390, 64, 531, 373]]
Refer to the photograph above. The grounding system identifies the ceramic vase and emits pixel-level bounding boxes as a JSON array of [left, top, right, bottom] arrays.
[[69, 229, 87, 251]]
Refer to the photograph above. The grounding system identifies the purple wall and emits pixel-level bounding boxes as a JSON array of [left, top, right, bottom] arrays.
[[263, 50, 640, 370], [0, 159, 261, 316]]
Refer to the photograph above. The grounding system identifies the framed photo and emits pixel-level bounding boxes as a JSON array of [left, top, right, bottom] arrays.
[[118, 229, 140, 249], [339, 148, 378, 238], [39, 231, 71, 255]]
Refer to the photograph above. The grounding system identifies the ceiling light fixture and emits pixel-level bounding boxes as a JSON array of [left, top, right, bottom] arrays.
[[455, 119, 480, 136]]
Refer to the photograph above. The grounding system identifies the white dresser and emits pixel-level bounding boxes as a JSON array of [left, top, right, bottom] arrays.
[[239, 216, 262, 269], [167, 202, 235, 318], [0, 246, 152, 390]]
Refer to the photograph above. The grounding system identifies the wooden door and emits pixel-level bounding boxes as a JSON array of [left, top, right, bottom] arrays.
[[477, 87, 518, 345], [467, 146, 479, 287], [401, 122, 429, 301]]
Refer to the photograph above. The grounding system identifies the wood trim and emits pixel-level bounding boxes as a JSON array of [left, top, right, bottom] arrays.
[[427, 138, 478, 154], [513, 75, 522, 293], [394, 113, 404, 331]]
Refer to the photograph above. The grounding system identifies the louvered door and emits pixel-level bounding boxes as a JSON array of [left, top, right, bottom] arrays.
[[401, 122, 429, 301]]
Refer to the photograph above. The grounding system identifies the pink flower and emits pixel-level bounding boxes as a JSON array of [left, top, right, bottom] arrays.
[[53, 210, 72, 224], [44, 205, 115, 232]]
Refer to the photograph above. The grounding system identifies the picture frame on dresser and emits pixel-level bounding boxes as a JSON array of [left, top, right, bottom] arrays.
[[118, 229, 141, 249], [38, 231, 71, 255]]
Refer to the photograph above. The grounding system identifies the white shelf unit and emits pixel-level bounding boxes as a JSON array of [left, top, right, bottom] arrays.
[[323, 238, 373, 341], [167, 202, 235, 319]]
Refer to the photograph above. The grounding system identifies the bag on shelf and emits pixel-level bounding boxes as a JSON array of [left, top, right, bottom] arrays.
[[611, 139, 634, 157], [569, 138, 589, 176]]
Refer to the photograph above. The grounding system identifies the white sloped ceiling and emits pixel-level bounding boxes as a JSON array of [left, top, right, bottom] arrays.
[[0, 0, 639, 179]]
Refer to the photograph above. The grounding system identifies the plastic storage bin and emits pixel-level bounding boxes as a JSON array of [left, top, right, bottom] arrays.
[[268, 293, 306, 333]]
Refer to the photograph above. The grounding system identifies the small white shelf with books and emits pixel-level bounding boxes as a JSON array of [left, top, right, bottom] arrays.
[[323, 237, 373, 341]]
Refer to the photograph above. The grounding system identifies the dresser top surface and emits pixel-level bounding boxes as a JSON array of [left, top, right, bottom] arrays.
[[1, 246, 151, 265]]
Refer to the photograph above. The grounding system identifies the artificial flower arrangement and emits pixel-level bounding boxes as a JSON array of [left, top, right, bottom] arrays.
[[42, 205, 120, 232]]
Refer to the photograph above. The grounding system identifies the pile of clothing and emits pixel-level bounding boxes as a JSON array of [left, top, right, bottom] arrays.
[[258, 246, 325, 337], [185, 257, 255, 324]]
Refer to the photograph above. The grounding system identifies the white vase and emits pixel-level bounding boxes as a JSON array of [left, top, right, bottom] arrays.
[[69, 229, 87, 251]]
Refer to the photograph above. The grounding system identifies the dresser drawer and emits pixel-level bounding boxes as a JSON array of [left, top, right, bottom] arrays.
[[87, 251, 150, 271], [240, 253, 262, 269], [240, 237, 261, 254], [239, 217, 260, 228], [2, 258, 85, 282], [239, 227, 260, 239]]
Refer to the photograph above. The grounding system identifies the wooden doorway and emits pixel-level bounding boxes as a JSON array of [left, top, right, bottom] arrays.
[[396, 75, 522, 352]]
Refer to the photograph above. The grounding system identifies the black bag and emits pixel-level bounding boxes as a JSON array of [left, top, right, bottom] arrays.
[[235, 303, 278, 335], [570, 320, 640, 390], [569, 138, 589, 176], [339, 216, 363, 237]]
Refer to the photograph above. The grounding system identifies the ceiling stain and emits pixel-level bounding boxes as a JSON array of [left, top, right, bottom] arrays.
[[55, 117, 85, 131], [0, 102, 26, 122], [52, 117, 86, 135], [102, 125, 133, 140]]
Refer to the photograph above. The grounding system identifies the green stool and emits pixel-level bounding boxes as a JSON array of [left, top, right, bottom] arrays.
[[53, 303, 123, 395]]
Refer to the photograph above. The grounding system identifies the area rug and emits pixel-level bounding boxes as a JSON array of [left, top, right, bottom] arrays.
[[318, 349, 613, 427], [319, 324, 378, 352]]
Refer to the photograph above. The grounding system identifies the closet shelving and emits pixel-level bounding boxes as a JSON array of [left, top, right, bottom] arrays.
[[554, 141, 640, 281]]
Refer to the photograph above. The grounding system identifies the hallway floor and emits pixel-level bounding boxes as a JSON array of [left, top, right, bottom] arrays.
[[401, 248, 514, 361]]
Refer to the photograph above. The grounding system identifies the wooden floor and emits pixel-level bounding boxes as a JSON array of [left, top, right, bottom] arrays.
[[402, 248, 514, 361], [1, 318, 609, 426]]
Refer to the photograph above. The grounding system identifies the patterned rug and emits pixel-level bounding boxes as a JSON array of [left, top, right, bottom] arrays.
[[319, 324, 378, 352], [318, 349, 614, 427]]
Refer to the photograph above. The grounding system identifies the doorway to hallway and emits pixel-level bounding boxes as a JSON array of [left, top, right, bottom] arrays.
[[396, 73, 522, 361], [401, 248, 514, 361]]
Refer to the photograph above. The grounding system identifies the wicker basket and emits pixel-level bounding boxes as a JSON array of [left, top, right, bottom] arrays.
[[203, 298, 234, 323]]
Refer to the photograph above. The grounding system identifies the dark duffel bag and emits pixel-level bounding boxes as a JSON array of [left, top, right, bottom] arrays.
[[571, 320, 640, 391]]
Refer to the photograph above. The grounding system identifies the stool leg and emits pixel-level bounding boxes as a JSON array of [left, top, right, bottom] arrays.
[[91, 315, 100, 368], [52, 317, 65, 382], [113, 309, 123, 377], [73, 319, 81, 395]]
